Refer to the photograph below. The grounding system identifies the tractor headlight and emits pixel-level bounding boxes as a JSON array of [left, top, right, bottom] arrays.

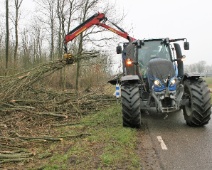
[[153, 79, 166, 92], [169, 78, 176, 86], [154, 79, 162, 87]]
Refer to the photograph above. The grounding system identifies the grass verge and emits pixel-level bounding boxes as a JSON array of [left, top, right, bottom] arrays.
[[204, 77, 212, 103], [32, 103, 141, 170]]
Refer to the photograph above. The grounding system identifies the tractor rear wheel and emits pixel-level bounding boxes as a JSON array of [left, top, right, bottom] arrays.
[[183, 79, 211, 126], [121, 83, 141, 128]]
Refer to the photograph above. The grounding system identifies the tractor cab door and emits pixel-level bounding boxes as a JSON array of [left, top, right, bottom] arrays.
[[124, 42, 137, 75]]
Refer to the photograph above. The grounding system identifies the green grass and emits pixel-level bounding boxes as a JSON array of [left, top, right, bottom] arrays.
[[204, 77, 212, 88], [37, 104, 141, 170], [203, 77, 212, 103]]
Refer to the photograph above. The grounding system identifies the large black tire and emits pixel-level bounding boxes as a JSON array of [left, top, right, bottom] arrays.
[[183, 79, 211, 127], [121, 83, 141, 128]]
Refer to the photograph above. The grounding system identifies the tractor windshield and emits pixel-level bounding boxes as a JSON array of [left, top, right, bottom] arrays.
[[138, 41, 171, 67]]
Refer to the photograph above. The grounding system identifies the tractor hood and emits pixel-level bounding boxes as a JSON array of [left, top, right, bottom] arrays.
[[147, 58, 175, 80], [147, 58, 176, 92]]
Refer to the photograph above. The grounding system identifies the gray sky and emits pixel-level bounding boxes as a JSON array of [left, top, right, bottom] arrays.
[[115, 0, 212, 65]]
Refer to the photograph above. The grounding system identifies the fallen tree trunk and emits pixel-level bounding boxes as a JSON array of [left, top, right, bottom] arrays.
[[15, 133, 91, 141], [0, 153, 33, 159]]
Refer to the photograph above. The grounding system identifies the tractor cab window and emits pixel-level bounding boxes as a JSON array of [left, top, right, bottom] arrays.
[[138, 41, 171, 67], [137, 41, 171, 78]]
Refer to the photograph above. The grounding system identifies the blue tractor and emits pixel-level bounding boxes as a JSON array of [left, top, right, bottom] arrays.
[[115, 38, 211, 128]]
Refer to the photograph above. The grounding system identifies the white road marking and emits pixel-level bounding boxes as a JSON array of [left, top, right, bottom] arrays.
[[157, 136, 168, 150]]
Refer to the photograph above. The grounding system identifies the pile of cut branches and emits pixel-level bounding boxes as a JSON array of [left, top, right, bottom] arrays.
[[0, 58, 116, 165], [0, 60, 66, 102]]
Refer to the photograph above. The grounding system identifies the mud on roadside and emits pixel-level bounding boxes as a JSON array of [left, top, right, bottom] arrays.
[[136, 122, 164, 170]]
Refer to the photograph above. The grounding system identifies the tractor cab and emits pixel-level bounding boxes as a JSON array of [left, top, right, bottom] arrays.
[[118, 38, 189, 79]]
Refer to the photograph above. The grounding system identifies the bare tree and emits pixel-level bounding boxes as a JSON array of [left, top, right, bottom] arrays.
[[50, 0, 56, 60], [73, 0, 123, 91], [74, 0, 100, 91], [56, 0, 81, 58], [185, 61, 207, 74], [32, 24, 44, 64], [35, 0, 57, 60], [56, 0, 65, 59], [196, 60, 206, 73], [0, 29, 3, 61], [56, 0, 81, 89], [13, 0, 23, 67], [21, 28, 33, 68], [66, 0, 81, 33], [5, 0, 9, 69]]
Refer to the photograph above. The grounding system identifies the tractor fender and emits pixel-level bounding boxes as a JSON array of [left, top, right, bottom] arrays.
[[182, 72, 203, 81], [121, 75, 140, 83]]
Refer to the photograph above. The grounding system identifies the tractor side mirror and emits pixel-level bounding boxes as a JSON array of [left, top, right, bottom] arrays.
[[181, 55, 186, 61], [184, 42, 189, 50], [116, 45, 122, 54]]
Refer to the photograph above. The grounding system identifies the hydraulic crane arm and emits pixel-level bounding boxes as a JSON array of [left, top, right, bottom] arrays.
[[64, 12, 135, 54], [97, 22, 136, 41]]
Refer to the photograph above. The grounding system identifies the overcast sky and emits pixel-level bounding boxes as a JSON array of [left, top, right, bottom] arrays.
[[115, 0, 212, 65]]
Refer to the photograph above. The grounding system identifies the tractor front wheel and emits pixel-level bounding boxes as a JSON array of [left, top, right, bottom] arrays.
[[183, 79, 211, 126], [121, 83, 141, 128]]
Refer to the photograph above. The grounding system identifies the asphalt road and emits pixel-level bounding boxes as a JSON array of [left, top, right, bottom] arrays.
[[139, 109, 212, 170]]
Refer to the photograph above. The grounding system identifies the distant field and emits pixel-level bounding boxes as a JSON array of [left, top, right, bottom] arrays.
[[204, 77, 212, 88], [203, 77, 212, 103]]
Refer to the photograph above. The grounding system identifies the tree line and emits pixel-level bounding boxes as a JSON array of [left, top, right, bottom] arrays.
[[1, 0, 122, 73], [2, 0, 210, 89], [0, 0, 125, 90], [185, 60, 212, 76]]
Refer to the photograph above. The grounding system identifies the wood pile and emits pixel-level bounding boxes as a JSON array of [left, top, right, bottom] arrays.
[[0, 59, 116, 165]]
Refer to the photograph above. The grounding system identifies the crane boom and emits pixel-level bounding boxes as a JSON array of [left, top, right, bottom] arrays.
[[64, 12, 135, 55]]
